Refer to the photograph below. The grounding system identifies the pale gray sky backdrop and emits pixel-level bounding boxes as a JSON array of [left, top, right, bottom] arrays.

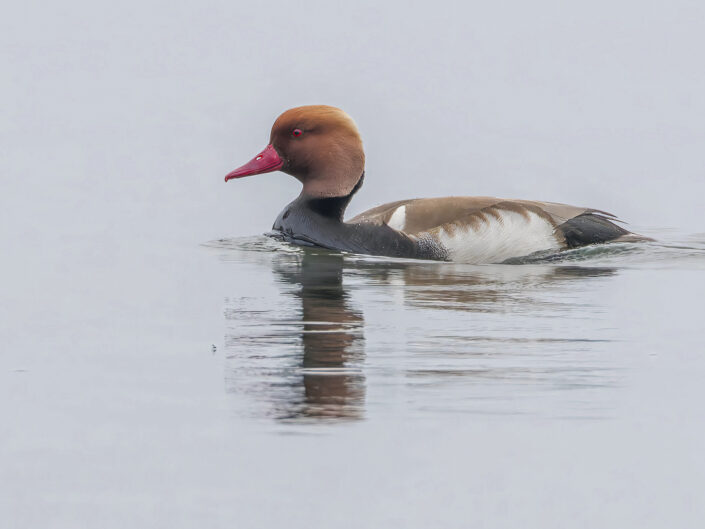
[[2, 0, 704, 248]]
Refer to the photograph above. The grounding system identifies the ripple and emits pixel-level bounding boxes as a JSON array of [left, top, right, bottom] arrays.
[[207, 232, 705, 270], [211, 230, 704, 423]]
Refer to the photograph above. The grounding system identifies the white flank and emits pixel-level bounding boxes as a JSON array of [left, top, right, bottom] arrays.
[[435, 210, 561, 264], [387, 205, 406, 231]]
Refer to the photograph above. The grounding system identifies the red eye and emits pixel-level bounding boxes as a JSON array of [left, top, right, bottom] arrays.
[[292, 128, 303, 137]]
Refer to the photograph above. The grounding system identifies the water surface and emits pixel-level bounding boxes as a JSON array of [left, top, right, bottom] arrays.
[[4, 230, 705, 527], [208, 235, 705, 425]]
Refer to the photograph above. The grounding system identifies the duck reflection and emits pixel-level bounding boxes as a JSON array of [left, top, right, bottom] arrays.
[[222, 248, 365, 422], [341, 259, 616, 312], [273, 250, 365, 420], [219, 237, 619, 422]]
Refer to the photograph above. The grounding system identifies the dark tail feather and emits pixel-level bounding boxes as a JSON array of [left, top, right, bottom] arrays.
[[557, 213, 632, 248]]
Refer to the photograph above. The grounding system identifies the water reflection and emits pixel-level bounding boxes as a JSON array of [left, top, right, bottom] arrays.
[[223, 248, 365, 422], [217, 238, 621, 422], [273, 251, 365, 420], [343, 259, 616, 312]]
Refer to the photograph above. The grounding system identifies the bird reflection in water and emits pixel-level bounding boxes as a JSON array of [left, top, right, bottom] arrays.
[[219, 236, 619, 422], [223, 248, 365, 422], [274, 250, 365, 420], [355, 261, 616, 312]]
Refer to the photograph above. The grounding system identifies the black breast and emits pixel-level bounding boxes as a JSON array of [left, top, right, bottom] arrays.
[[272, 195, 446, 260]]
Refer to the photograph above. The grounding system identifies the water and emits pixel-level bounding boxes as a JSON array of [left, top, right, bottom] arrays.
[[4, 221, 705, 527], [207, 236, 705, 425]]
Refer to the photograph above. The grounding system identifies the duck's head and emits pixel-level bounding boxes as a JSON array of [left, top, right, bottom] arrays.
[[225, 105, 365, 198]]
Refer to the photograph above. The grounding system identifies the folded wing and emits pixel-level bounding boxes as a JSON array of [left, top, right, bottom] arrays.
[[348, 197, 642, 262]]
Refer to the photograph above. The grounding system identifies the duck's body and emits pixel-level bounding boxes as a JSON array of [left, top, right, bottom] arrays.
[[272, 180, 636, 263], [226, 105, 646, 263]]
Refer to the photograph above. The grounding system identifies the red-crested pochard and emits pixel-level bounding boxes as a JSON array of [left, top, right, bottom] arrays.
[[225, 105, 646, 263]]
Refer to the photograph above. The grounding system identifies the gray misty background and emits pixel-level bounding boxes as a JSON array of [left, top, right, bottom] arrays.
[[3, 0, 704, 248], [2, 1, 705, 528]]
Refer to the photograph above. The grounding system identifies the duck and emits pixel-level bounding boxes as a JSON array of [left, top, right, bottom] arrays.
[[224, 105, 646, 263]]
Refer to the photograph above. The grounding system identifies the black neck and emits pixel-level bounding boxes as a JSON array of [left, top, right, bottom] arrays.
[[302, 173, 365, 221], [271, 170, 446, 261]]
